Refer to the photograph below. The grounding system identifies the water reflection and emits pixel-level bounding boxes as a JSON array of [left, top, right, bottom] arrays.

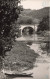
[[16, 34, 44, 41]]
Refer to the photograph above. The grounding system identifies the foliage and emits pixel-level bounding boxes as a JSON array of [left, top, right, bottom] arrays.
[[26, 18, 33, 24], [4, 41, 39, 71], [17, 15, 33, 24], [0, 0, 21, 57], [18, 7, 49, 24], [37, 16, 49, 32]]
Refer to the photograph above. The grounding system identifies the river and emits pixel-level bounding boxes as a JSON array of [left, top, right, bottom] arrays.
[[0, 33, 50, 79], [15, 34, 50, 79]]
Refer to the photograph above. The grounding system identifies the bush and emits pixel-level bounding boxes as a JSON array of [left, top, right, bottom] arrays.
[[0, 0, 21, 57], [37, 16, 49, 32]]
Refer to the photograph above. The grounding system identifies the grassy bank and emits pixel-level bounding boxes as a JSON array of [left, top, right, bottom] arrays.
[[3, 41, 38, 71]]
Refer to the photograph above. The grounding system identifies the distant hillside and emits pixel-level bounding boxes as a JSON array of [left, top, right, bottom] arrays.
[[18, 7, 49, 24], [21, 7, 49, 19]]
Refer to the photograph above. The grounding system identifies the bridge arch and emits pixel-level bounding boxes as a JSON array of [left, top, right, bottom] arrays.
[[19, 24, 38, 36], [22, 26, 34, 36]]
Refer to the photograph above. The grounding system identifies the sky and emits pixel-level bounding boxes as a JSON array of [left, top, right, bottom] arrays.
[[20, 0, 50, 10]]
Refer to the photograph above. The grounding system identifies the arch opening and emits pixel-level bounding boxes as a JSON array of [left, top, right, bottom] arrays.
[[22, 26, 34, 36]]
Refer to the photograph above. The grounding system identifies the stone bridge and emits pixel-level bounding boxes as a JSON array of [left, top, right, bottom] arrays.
[[19, 24, 38, 36]]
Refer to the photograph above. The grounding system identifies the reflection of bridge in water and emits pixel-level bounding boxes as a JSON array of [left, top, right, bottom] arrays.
[[19, 24, 38, 36]]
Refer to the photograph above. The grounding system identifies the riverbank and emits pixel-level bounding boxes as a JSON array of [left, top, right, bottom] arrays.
[[0, 41, 39, 79], [37, 31, 50, 41], [37, 30, 50, 54], [2, 41, 38, 70]]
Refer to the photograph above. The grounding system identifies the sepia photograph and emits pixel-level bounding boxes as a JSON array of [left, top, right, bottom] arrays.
[[0, 0, 50, 79]]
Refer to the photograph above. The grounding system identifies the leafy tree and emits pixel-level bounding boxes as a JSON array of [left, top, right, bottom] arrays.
[[0, 0, 21, 57], [26, 18, 33, 24], [17, 15, 33, 24], [37, 16, 49, 32]]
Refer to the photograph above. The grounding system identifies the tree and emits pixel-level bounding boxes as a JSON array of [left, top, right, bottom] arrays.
[[26, 18, 33, 24], [37, 16, 49, 32], [0, 0, 21, 57]]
